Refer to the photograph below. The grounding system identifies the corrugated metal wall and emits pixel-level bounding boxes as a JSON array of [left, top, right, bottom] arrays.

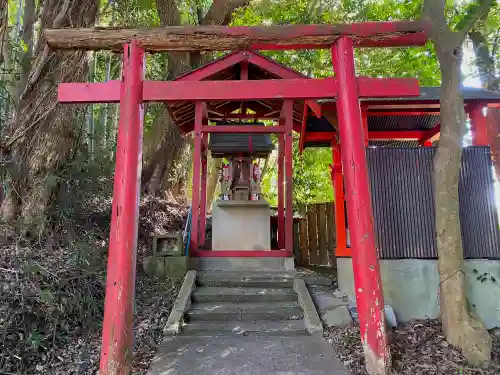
[[366, 147, 500, 259]]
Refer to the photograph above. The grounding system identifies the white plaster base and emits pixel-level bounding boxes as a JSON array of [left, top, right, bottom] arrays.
[[212, 200, 271, 251], [337, 258, 500, 329]]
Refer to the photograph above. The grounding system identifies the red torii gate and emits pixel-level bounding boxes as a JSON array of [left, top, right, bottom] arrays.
[[53, 22, 427, 375]]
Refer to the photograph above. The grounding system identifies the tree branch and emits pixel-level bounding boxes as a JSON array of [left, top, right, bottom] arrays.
[[491, 27, 500, 57], [201, 0, 251, 26], [21, 0, 73, 100], [455, 0, 494, 42], [469, 28, 496, 87]]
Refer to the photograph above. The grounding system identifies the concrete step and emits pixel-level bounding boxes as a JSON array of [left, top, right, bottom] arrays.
[[190, 257, 294, 271], [192, 287, 298, 303], [196, 271, 294, 288], [181, 320, 309, 337], [186, 302, 304, 322]]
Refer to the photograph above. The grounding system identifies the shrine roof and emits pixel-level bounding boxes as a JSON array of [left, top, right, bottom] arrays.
[[165, 50, 311, 133], [164, 51, 500, 149], [318, 86, 500, 104], [303, 86, 500, 148]]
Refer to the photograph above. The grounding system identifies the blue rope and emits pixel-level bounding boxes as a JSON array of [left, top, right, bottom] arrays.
[[183, 206, 192, 256]]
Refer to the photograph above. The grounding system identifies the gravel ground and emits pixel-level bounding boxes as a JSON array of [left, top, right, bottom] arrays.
[[327, 320, 500, 375], [0, 195, 187, 374]]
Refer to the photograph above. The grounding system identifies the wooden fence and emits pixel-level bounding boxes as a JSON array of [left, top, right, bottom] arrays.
[[298, 202, 336, 267]]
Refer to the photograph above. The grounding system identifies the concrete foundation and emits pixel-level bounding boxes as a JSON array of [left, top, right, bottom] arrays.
[[212, 200, 271, 251], [337, 258, 500, 329]]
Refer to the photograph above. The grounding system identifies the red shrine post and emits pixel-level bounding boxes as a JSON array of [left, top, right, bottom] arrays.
[[468, 104, 489, 146], [100, 41, 145, 375], [332, 37, 389, 372]]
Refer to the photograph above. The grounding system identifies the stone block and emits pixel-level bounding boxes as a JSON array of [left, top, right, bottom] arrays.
[[143, 256, 189, 278], [309, 287, 349, 315], [322, 306, 353, 327], [153, 233, 184, 257], [294, 279, 323, 336], [164, 270, 196, 336], [301, 275, 334, 286]]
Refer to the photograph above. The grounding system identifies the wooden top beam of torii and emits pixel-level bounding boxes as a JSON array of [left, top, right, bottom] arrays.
[[43, 20, 429, 52]]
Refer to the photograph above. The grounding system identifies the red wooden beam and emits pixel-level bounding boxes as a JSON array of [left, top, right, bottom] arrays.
[[302, 130, 443, 143], [368, 130, 425, 140], [367, 110, 440, 116], [240, 60, 249, 115], [208, 113, 280, 120], [418, 125, 441, 145], [362, 111, 369, 146], [58, 77, 418, 103], [179, 121, 303, 134], [304, 132, 335, 142], [145, 79, 339, 101], [468, 104, 489, 146], [357, 76, 419, 98], [277, 119, 285, 249], [199, 133, 208, 248], [283, 100, 294, 254], [332, 37, 389, 373], [201, 125, 285, 133], [307, 100, 322, 118], [175, 52, 245, 81], [59, 80, 121, 103], [190, 103, 203, 252], [299, 102, 308, 154], [100, 41, 144, 375], [331, 143, 348, 257]]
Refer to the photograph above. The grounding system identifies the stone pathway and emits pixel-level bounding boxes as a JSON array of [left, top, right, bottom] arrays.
[[147, 335, 349, 375], [147, 269, 350, 374]]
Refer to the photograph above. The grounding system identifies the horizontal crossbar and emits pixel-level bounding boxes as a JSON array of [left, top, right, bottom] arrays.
[[58, 77, 419, 103], [304, 129, 441, 142], [368, 130, 428, 140], [201, 125, 285, 133], [44, 21, 429, 52]]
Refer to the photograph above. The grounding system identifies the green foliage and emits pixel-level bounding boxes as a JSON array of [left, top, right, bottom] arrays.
[[233, 0, 442, 205], [293, 146, 334, 205], [454, 0, 497, 31], [261, 137, 333, 208]]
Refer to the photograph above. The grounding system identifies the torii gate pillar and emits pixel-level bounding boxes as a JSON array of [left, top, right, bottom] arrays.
[[100, 41, 145, 375], [332, 37, 390, 374]]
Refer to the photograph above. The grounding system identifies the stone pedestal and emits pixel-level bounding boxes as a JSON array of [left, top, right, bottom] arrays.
[[212, 200, 271, 251]]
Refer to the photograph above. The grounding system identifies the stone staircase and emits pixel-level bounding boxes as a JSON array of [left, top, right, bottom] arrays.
[[179, 271, 314, 337]]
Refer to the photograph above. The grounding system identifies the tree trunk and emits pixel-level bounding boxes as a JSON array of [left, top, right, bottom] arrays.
[[206, 157, 222, 210], [0, 0, 13, 102], [17, 0, 36, 102], [1, 0, 99, 231], [422, 0, 492, 367], [142, 0, 251, 197]]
